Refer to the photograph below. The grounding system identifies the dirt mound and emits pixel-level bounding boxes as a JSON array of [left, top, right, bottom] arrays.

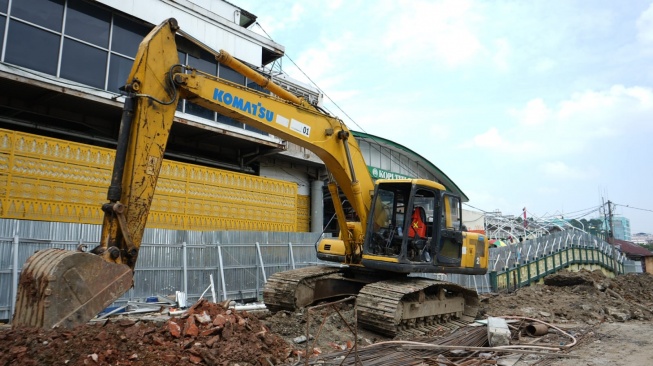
[[480, 270, 653, 325], [259, 302, 390, 354], [0, 299, 292, 366]]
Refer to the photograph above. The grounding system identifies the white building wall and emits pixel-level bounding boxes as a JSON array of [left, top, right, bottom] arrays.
[[259, 160, 311, 196], [95, 0, 282, 66], [463, 209, 485, 232]]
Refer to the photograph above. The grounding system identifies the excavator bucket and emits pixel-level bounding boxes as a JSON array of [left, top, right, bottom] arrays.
[[13, 248, 133, 329]]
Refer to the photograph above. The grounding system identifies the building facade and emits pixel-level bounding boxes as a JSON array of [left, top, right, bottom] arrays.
[[0, 0, 465, 235]]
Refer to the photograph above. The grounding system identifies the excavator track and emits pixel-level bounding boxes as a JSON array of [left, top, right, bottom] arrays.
[[356, 278, 479, 337], [263, 266, 343, 312]]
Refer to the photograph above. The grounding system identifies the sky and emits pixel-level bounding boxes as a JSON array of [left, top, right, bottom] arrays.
[[232, 0, 653, 233]]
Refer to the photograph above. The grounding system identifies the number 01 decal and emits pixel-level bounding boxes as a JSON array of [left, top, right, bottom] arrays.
[[290, 119, 311, 137]]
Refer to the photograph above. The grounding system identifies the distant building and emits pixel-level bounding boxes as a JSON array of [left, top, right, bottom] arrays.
[[613, 239, 653, 274], [632, 233, 653, 245], [593, 216, 631, 241], [612, 216, 632, 241]]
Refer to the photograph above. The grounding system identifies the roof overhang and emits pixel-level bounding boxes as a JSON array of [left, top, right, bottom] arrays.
[[351, 131, 468, 202]]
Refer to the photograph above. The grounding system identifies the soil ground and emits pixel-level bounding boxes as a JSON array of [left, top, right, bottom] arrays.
[[2, 269, 653, 365]]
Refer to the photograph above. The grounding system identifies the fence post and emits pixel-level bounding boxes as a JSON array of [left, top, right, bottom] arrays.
[[255, 242, 267, 284], [505, 268, 511, 290], [10, 235, 19, 322], [182, 241, 188, 295], [288, 242, 296, 270], [217, 244, 227, 301], [489, 271, 498, 292]]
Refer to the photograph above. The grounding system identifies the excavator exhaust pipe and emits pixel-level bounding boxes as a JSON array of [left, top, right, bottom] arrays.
[[12, 248, 133, 328]]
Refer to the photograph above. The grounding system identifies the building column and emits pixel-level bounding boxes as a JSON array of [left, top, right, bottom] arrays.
[[311, 179, 324, 233]]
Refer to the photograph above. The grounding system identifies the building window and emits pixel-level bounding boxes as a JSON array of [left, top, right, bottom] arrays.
[[111, 14, 149, 57], [219, 64, 245, 85], [65, 0, 111, 48], [0, 0, 7, 53], [107, 53, 134, 93], [186, 51, 218, 121], [1, 0, 273, 137], [5, 21, 60, 75], [60, 38, 107, 89], [0, 16, 6, 56], [11, 0, 64, 32]]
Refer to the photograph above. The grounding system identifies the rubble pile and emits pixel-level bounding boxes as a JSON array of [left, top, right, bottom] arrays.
[[3, 271, 653, 365], [0, 299, 292, 366], [481, 270, 653, 325]]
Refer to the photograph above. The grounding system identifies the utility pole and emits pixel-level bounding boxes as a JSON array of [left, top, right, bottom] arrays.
[[607, 200, 619, 274]]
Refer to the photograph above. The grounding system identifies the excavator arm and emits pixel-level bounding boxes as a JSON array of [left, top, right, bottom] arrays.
[[13, 18, 374, 328], [12, 19, 181, 329]]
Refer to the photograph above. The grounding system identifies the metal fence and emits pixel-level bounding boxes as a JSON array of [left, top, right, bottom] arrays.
[[0, 219, 642, 322], [488, 231, 628, 271], [0, 219, 323, 322]]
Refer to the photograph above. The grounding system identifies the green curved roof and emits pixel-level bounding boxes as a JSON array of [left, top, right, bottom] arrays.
[[351, 130, 468, 202]]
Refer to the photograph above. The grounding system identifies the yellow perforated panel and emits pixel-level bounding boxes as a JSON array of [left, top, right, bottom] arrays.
[[0, 129, 303, 231], [297, 195, 310, 232]]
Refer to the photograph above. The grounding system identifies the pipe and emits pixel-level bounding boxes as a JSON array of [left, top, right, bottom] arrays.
[[215, 49, 303, 105], [233, 303, 267, 311], [498, 316, 577, 349], [107, 96, 135, 201], [525, 323, 549, 336]]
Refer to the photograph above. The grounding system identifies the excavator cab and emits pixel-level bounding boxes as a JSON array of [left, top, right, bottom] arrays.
[[361, 179, 488, 275]]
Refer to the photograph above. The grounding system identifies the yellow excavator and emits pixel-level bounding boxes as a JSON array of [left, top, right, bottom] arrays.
[[13, 19, 489, 336]]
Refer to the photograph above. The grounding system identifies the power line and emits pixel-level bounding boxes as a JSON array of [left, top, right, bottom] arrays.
[[253, 22, 425, 179], [530, 205, 602, 219], [462, 202, 493, 214], [614, 203, 653, 214]]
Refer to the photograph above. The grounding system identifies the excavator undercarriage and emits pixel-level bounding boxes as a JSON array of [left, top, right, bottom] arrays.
[[263, 266, 480, 337]]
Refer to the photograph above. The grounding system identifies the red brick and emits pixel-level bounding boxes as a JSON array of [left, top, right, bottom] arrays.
[[168, 321, 181, 338], [184, 316, 199, 337]]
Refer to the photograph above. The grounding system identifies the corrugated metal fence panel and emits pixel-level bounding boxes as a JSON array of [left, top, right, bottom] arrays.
[[0, 221, 327, 320], [0, 239, 14, 320]]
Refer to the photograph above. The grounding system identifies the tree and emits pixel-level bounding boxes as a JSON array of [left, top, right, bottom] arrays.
[[643, 241, 653, 252]]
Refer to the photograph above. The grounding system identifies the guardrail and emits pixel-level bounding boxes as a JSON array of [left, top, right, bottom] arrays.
[[487, 231, 625, 292]]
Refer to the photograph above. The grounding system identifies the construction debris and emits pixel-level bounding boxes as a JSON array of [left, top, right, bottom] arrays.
[[2, 270, 653, 365], [487, 317, 511, 346], [1, 299, 292, 366], [480, 270, 653, 325]]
